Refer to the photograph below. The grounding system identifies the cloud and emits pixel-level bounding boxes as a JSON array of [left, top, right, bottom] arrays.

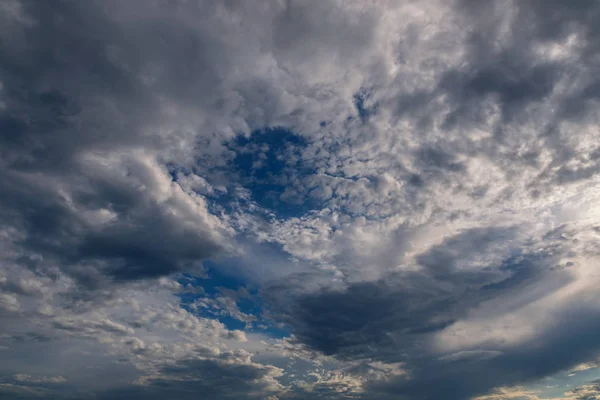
[[566, 379, 600, 400], [96, 351, 284, 400], [266, 222, 600, 398], [2, 0, 600, 399], [13, 375, 66, 384]]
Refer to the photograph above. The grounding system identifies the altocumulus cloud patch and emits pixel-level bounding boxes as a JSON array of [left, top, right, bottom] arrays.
[[3, 1, 600, 399]]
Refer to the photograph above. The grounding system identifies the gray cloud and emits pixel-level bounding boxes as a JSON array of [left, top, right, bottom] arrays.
[[95, 354, 283, 400], [0, 0, 233, 284], [267, 224, 599, 398], [566, 379, 600, 399], [3, 0, 600, 399]]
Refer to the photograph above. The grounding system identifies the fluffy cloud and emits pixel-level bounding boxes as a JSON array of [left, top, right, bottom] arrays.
[[2, 0, 600, 399]]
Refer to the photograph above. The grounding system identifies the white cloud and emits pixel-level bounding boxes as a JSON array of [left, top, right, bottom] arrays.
[[3, 0, 600, 398]]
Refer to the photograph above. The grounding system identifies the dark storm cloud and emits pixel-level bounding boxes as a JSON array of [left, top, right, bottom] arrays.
[[281, 273, 600, 400], [0, 1, 154, 171], [276, 278, 453, 358], [0, 157, 226, 283], [95, 356, 281, 400], [364, 299, 600, 400], [269, 225, 592, 399], [271, 227, 516, 355], [0, 0, 230, 283]]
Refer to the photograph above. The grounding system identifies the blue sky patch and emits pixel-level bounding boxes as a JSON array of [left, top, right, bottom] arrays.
[[177, 264, 289, 337], [226, 127, 318, 218]]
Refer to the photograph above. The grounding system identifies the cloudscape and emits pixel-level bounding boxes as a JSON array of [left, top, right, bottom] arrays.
[[2, 1, 600, 399]]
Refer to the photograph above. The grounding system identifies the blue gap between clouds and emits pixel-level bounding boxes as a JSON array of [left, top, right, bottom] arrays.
[[168, 127, 319, 219], [167, 128, 329, 337], [227, 127, 318, 218], [176, 261, 290, 338]]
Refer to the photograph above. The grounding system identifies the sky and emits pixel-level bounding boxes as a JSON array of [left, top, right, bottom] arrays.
[[2, 1, 600, 399]]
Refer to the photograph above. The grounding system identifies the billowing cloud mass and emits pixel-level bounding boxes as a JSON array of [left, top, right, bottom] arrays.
[[2, 0, 600, 399]]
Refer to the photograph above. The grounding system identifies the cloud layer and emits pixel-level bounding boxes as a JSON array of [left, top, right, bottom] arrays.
[[2, 0, 600, 399]]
